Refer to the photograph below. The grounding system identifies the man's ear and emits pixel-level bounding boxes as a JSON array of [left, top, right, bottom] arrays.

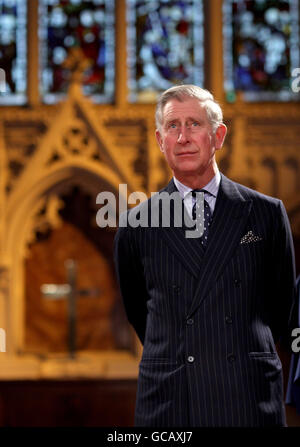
[[215, 123, 227, 150], [155, 129, 164, 152]]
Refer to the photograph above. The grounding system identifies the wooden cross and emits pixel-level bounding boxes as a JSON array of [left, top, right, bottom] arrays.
[[41, 259, 99, 359]]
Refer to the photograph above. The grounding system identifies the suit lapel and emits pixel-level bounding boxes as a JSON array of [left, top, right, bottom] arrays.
[[158, 179, 205, 279], [187, 174, 252, 316]]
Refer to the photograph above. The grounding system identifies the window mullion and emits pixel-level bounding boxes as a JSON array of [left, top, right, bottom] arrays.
[[27, 0, 39, 106]]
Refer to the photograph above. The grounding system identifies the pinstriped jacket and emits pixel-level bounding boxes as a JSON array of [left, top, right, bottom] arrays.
[[114, 174, 297, 427]]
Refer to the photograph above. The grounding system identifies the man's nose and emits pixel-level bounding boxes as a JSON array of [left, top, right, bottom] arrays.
[[177, 126, 190, 143]]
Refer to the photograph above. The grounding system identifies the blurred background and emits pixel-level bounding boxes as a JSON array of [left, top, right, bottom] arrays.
[[0, 0, 299, 426]]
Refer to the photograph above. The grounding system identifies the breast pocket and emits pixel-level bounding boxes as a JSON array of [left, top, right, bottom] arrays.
[[248, 352, 277, 359]]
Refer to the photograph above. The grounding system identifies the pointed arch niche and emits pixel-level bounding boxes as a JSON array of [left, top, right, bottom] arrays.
[[0, 84, 165, 378], [1, 160, 141, 378]]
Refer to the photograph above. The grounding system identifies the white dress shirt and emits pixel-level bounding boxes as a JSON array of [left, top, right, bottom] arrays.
[[173, 170, 221, 219]]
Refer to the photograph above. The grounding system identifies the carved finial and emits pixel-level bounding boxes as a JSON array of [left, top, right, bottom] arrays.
[[63, 47, 90, 85]]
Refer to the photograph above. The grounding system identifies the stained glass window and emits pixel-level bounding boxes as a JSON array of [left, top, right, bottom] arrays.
[[0, 0, 27, 105], [127, 0, 204, 103], [39, 0, 115, 104], [223, 0, 300, 102]]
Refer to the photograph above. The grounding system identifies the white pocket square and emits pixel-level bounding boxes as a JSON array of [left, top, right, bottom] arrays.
[[240, 230, 263, 244]]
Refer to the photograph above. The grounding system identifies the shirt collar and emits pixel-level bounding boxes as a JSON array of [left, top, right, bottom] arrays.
[[173, 169, 221, 200]]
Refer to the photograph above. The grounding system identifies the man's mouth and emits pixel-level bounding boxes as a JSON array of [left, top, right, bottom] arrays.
[[176, 151, 197, 156]]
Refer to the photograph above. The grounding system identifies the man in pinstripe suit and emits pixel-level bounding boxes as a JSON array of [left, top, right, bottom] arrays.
[[114, 85, 297, 427]]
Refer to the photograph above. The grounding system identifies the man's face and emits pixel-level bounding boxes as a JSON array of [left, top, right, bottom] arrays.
[[155, 97, 227, 179]]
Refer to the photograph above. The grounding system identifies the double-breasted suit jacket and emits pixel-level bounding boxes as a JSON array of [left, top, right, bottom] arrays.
[[114, 174, 297, 427]]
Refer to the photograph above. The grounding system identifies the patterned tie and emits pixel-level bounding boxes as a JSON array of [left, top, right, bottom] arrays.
[[192, 189, 212, 248]]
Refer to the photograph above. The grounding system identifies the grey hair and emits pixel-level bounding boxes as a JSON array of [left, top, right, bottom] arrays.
[[155, 84, 223, 134]]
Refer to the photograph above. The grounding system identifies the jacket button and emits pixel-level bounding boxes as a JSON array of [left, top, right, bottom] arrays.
[[227, 354, 236, 363], [225, 315, 233, 324], [234, 279, 241, 286], [173, 284, 180, 292], [187, 356, 194, 363], [187, 318, 194, 325]]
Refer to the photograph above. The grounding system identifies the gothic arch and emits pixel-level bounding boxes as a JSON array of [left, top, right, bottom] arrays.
[[4, 163, 127, 355]]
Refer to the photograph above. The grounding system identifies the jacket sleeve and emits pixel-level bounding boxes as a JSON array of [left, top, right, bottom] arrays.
[[271, 200, 297, 351], [113, 224, 148, 345]]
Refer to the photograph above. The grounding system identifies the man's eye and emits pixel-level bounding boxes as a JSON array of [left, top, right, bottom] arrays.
[[192, 121, 200, 127], [169, 123, 177, 128]]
